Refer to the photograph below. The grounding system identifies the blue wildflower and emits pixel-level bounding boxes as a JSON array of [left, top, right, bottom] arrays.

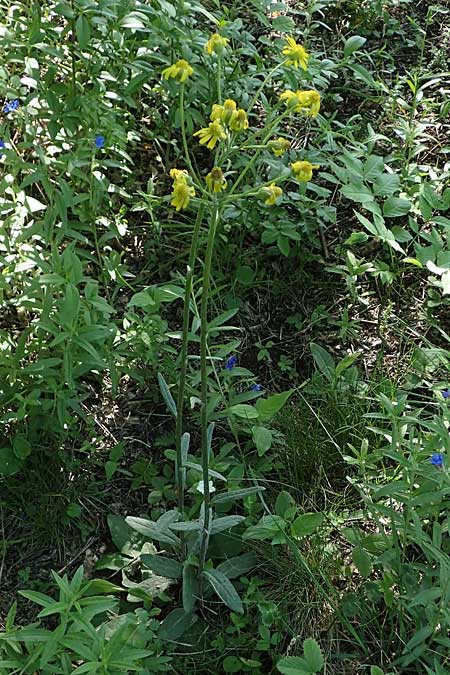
[[0, 139, 4, 158], [443, 389, 450, 399], [430, 453, 444, 467], [95, 134, 105, 149], [4, 99, 19, 114], [251, 384, 262, 391], [225, 355, 237, 370]]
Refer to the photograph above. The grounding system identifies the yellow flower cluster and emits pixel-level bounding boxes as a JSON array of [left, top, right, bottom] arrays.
[[194, 99, 249, 151], [261, 183, 283, 206], [290, 160, 319, 182], [280, 89, 321, 117], [269, 137, 291, 157], [206, 167, 227, 193], [282, 37, 309, 70], [169, 168, 195, 211], [162, 59, 194, 83], [205, 33, 229, 55]]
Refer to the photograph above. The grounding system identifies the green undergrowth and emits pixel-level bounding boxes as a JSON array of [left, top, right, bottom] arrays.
[[1, 0, 450, 673]]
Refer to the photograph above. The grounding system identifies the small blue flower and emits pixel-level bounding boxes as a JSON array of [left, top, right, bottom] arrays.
[[251, 384, 262, 391], [95, 134, 105, 149], [0, 139, 4, 158], [225, 355, 237, 370], [430, 453, 444, 467], [4, 99, 19, 114], [443, 389, 450, 399]]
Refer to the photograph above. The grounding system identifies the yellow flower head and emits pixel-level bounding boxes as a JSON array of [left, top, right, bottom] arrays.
[[210, 104, 224, 121], [193, 120, 226, 150], [206, 167, 228, 193], [171, 181, 195, 211], [162, 59, 194, 83], [269, 137, 291, 157], [290, 160, 319, 182], [222, 98, 237, 124], [282, 37, 309, 70], [261, 183, 283, 206], [280, 89, 321, 117], [205, 33, 230, 55], [229, 108, 249, 132], [170, 168, 189, 183]]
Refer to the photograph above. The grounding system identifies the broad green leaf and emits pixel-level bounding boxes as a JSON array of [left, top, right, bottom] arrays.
[[277, 656, 313, 675], [228, 404, 258, 420], [352, 545, 372, 577], [383, 197, 411, 218], [373, 173, 400, 197], [310, 343, 335, 381], [75, 14, 91, 48], [217, 553, 258, 579], [256, 390, 293, 423], [204, 568, 243, 613], [341, 181, 374, 204], [210, 515, 245, 535], [159, 608, 195, 640], [243, 515, 286, 541], [252, 426, 273, 456], [141, 554, 183, 578], [291, 513, 323, 538], [0, 447, 21, 476], [126, 516, 180, 546], [236, 265, 255, 285], [303, 638, 324, 671], [344, 35, 367, 56], [275, 490, 296, 517]]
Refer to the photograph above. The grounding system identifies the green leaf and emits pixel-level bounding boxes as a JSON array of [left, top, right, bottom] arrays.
[[141, 554, 182, 579], [159, 608, 196, 640], [271, 15, 296, 32], [275, 490, 296, 517], [256, 390, 293, 423], [373, 173, 400, 197], [158, 373, 177, 418], [75, 14, 91, 49], [352, 545, 372, 577], [217, 553, 257, 579], [12, 436, 31, 460], [203, 568, 243, 614], [310, 343, 335, 381], [277, 656, 312, 675], [303, 638, 324, 671], [383, 197, 411, 218], [335, 352, 360, 377], [210, 515, 245, 535], [341, 181, 374, 204], [236, 265, 255, 285], [182, 564, 198, 613], [252, 426, 273, 456], [371, 667, 385, 675], [228, 404, 258, 420], [107, 514, 135, 554], [243, 515, 286, 541], [212, 486, 265, 505], [126, 516, 180, 546], [291, 513, 323, 538], [344, 35, 367, 56], [0, 447, 21, 476]]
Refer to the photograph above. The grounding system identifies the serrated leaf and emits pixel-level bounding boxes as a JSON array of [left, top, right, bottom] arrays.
[[352, 545, 372, 577], [204, 568, 243, 613], [383, 197, 411, 218]]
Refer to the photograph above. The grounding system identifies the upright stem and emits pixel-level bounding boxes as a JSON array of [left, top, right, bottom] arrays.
[[217, 54, 222, 104], [175, 204, 205, 515], [198, 204, 220, 576], [179, 85, 201, 185]]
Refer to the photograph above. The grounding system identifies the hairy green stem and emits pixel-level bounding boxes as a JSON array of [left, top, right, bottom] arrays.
[[175, 204, 205, 515], [198, 204, 220, 577]]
